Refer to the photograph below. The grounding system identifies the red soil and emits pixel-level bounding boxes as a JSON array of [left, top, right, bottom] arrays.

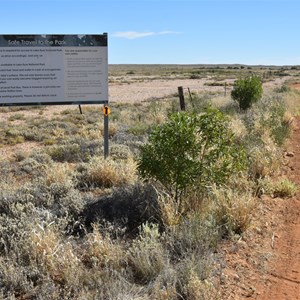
[[219, 117, 300, 299]]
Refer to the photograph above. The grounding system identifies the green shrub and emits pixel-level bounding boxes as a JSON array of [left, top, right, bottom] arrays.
[[138, 108, 247, 211], [231, 75, 263, 110]]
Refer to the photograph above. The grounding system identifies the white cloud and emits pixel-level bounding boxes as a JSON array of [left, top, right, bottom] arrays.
[[112, 31, 181, 40]]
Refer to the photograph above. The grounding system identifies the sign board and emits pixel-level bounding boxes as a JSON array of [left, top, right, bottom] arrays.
[[0, 34, 108, 106]]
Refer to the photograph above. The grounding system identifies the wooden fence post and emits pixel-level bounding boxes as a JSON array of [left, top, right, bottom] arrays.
[[178, 86, 185, 111]]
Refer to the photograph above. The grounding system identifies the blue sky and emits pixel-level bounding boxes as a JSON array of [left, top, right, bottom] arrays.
[[0, 0, 300, 65]]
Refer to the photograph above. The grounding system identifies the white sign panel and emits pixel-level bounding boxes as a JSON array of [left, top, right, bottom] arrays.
[[0, 34, 108, 105]]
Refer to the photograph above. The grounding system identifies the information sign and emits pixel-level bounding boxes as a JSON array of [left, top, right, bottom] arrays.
[[0, 34, 108, 106]]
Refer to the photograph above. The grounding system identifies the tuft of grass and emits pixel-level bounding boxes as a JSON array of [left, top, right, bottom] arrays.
[[272, 178, 298, 198], [210, 186, 256, 236], [82, 224, 125, 271], [247, 133, 282, 178], [157, 191, 182, 226], [127, 223, 169, 284], [167, 213, 220, 259], [185, 272, 217, 300], [78, 156, 137, 189], [8, 113, 26, 122], [29, 223, 85, 288], [44, 163, 74, 186]]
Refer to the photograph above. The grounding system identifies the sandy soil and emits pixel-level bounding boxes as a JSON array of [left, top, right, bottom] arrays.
[[108, 76, 286, 103], [109, 77, 235, 103]]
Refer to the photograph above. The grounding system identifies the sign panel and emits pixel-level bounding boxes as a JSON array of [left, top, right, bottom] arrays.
[[0, 34, 108, 106]]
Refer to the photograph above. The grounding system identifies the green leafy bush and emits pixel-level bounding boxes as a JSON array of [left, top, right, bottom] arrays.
[[231, 75, 263, 110], [138, 108, 247, 210]]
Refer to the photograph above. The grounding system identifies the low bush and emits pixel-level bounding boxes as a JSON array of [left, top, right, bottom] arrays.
[[46, 138, 101, 163], [127, 223, 168, 284], [138, 108, 247, 213], [231, 75, 263, 110], [167, 213, 220, 258], [79, 183, 162, 234]]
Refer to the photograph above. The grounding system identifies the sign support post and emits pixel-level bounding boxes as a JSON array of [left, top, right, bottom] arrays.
[[104, 115, 109, 158]]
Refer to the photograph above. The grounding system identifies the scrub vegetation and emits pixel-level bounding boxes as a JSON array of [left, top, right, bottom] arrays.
[[0, 65, 300, 299]]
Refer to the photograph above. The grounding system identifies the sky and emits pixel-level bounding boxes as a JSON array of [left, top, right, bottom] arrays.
[[0, 0, 300, 65]]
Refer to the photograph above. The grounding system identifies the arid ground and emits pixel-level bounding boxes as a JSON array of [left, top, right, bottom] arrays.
[[0, 65, 299, 299]]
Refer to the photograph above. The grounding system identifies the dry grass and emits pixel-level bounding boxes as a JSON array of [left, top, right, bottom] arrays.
[[127, 223, 169, 284], [84, 156, 137, 188], [82, 224, 125, 270], [248, 133, 282, 178], [45, 163, 74, 186], [210, 186, 256, 236], [30, 224, 82, 285]]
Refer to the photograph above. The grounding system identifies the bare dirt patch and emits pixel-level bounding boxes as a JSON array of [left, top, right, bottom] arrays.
[[291, 82, 300, 91], [108, 76, 287, 104], [0, 141, 40, 161]]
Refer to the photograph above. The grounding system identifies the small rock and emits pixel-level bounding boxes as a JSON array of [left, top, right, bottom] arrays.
[[220, 274, 227, 284], [237, 240, 247, 249], [233, 273, 240, 282], [286, 152, 295, 157], [255, 227, 262, 234]]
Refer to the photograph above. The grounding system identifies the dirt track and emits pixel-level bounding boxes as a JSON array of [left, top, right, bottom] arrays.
[[257, 117, 300, 300]]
